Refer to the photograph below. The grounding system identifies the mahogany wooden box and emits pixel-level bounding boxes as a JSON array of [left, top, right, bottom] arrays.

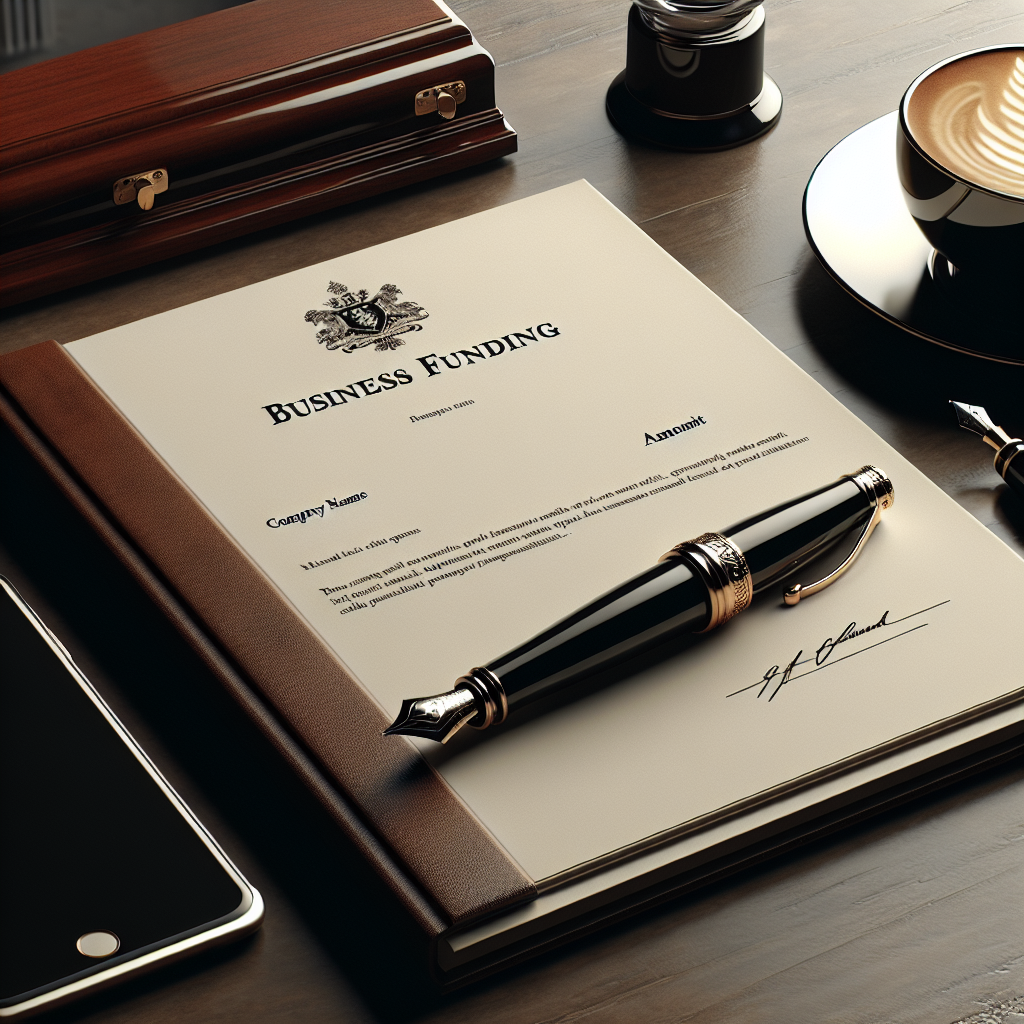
[[0, 0, 516, 308]]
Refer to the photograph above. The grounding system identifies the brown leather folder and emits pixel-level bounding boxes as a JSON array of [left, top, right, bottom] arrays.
[[4, 180, 1020, 985], [0, 0, 516, 308], [4, 337, 1020, 989]]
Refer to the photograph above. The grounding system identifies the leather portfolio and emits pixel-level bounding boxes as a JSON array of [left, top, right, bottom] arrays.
[[0, 183, 1020, 987], [0, 0, 515, 308]]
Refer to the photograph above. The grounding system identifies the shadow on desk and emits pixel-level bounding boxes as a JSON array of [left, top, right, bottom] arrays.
[[795, 258, 1023, 434]]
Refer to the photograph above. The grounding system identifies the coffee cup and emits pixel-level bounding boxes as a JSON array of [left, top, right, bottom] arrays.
[[897, 45, 1024, 289]]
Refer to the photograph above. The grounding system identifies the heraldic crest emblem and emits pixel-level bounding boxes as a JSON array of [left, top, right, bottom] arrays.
[[304, 282, 429, 353]]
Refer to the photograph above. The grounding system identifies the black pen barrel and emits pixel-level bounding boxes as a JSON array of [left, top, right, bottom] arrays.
[[996, 441, 1024, 500], [385, 468, 893, 742], [487, 475, 876, 714], [725, 476, 874, 593], [488, 560, 708, 712]]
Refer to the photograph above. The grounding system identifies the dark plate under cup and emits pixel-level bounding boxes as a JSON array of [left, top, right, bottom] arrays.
[[803, 111, 1023, 367]]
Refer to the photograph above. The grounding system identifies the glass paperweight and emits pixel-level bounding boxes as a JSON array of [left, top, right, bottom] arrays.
[[606, 0, 782, 150]]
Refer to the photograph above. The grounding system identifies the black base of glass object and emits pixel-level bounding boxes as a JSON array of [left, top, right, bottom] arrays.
[[606, 3, 782, 151], [606, 69, 782, 150]]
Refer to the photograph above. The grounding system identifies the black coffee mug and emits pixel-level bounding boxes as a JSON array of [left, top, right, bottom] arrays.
[[897, 45, 1024, 289]]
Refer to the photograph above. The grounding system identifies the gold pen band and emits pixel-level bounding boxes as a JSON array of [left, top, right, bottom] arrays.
[[849, 465, 894, 510], [661, 466, 893, 622], [659, 532, 753, 632]]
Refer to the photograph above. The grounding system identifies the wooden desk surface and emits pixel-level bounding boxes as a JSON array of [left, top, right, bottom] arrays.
[[2, 2, 1021, 1021]]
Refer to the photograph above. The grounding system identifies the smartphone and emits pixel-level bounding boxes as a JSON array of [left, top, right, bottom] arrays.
[[0, 576, 263, 1018]]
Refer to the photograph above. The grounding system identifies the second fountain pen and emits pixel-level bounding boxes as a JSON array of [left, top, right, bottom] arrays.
[[950, 401, 1024, 502], [385, 465, 895, 743]]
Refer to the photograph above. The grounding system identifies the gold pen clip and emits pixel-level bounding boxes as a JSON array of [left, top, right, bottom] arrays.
[[783, 465, 893, 606]]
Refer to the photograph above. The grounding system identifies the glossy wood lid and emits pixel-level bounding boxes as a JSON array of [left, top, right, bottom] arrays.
[[0, 0, 493, 228], [0, 0, 513, 308], [0, 0, 451, 150]]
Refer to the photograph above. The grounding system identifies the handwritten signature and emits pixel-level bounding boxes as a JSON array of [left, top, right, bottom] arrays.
[[727, 600, 950, 704]]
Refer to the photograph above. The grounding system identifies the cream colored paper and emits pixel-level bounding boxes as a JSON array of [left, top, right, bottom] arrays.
[[67, 181, 1023, 882]]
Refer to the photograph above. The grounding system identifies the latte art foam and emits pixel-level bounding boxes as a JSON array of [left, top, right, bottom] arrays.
[[907, 48, 1024, 198]]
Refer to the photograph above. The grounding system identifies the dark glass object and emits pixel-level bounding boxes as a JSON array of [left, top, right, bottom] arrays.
[[606, 0, 782, 150]]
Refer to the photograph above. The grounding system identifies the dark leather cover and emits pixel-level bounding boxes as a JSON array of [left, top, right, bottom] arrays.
[[0, 340, 537, 931]]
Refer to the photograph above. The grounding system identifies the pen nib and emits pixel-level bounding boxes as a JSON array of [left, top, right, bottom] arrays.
[[950, 401, 1011, 451], [383, 687, 479, 743]]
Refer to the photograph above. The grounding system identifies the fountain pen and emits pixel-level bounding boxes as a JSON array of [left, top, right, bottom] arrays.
[[950, 402, 1024, 502], [385, 465, 894, 743]]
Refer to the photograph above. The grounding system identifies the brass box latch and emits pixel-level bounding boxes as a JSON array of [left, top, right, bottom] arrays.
[[415, 81, 466, 120], [113, 169, 168, 211]]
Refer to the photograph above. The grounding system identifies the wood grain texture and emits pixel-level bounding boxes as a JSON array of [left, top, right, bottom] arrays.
[[0, 0, 447, 147], [0, 0, 518, 307], [1, 0, 1021, 1021], [0, 109, 515, 306], [0, 32, 479, 216]]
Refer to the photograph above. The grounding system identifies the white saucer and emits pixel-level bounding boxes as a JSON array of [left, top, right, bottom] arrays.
[[803, 111, 1022, 366]]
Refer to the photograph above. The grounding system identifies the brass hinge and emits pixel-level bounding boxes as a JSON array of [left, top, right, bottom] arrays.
[[414, 81, 466, 120], [113, 169, 169, 211]]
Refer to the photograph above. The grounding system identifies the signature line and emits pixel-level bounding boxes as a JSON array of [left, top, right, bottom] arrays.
[[726, 622, 929, 698], [751, 599, 952, 677], [886, 599, 950, 624]]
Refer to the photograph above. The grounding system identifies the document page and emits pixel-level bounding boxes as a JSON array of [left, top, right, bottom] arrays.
[[67, 182, 1023, 882]]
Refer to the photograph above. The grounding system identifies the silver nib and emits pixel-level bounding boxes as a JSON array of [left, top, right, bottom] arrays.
[[950, 401, 1012, 452], [383, 687, 479, 743]]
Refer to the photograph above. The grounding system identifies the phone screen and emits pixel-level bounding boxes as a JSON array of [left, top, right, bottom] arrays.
[[0, 578, 259, 1014]]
